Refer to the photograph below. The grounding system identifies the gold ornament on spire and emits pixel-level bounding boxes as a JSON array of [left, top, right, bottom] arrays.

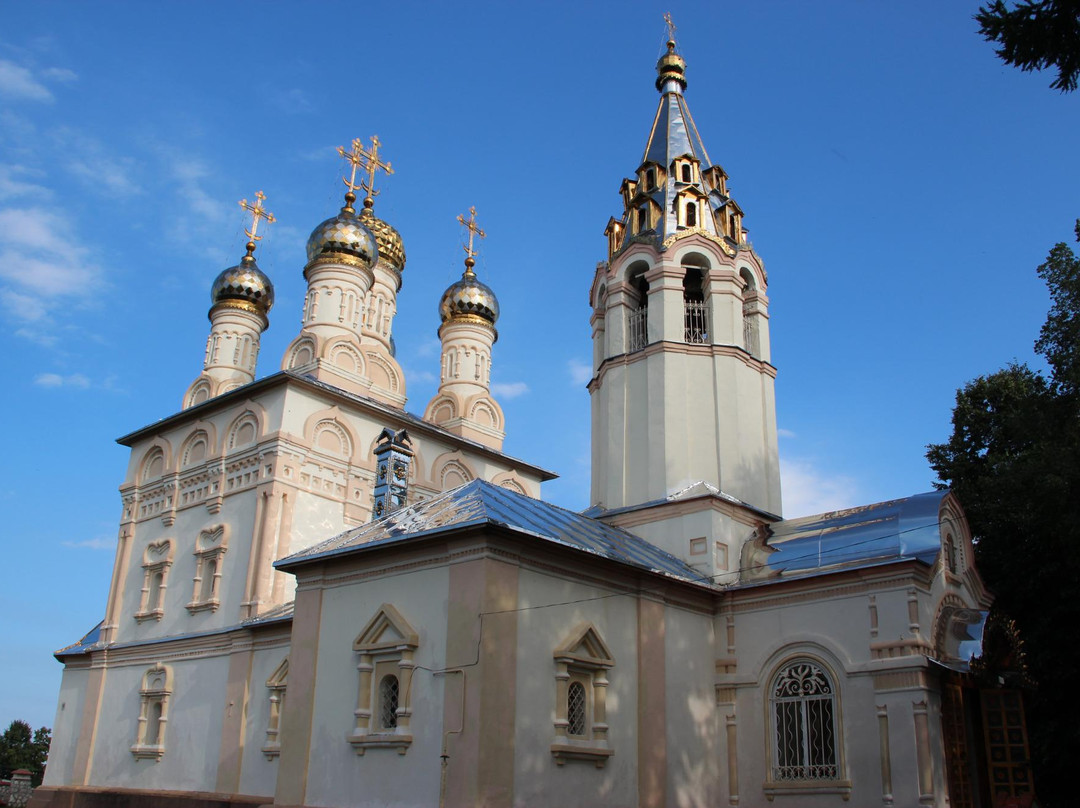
[[663, 12, 677, 45], [238, 191, 276, 256], [456, 206, 485, 274]]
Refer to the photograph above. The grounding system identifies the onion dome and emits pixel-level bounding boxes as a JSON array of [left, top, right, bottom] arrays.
[[439, 258, 499, 325], [360, 205, 406, 273], [305, 192, 378, 269], [211, 248, 274, 316], [655, 39, 687, 92]]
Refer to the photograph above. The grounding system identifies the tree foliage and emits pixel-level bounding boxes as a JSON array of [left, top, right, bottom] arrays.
[[976, 0, 1080, 91], [0, 720, 50, 786], [927, 220, 1080, 806]]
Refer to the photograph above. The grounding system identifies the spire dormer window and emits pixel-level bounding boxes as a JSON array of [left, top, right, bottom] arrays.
[[681, 164, 692, 183], [637, 207, 648, 232], [686, 202, 697, 228], [646, 168, 656, 190]]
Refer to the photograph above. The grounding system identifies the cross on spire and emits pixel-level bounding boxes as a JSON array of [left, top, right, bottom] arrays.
[[456, 206, 485, 274], [663, 12, 677, 46], [238, 191, 275, 257], [337, 139, 366, 211], [358, 135, 393, 207]]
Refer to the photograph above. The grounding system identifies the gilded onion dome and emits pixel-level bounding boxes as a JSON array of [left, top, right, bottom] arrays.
[[305, 192, 378, 269], [211, 250, 274, 316], [439, 258, 499, 325], [360, 204, 406, 273], [655, 39, 687, 91]]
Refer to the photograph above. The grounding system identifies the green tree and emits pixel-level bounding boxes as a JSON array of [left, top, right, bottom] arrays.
[[976, 0, 1080, 91], [927, 220, 1080, 806], [0, 720, 50, 786]]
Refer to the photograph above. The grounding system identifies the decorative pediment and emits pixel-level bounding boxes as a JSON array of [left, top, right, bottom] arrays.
[[143, 540, 173, 565], [554, 622, 614, 668], [196, 525, 226, 552], [354, 603, 419, 653], [266, 657, 289, 688]]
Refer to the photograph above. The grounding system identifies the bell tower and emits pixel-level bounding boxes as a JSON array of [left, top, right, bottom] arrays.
[[588, 28, 781, 578]]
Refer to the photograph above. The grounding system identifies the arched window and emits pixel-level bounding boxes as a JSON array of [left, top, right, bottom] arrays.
[[686, 202, 697, 227], [637, 207, 647, 232], [740, 268, 760, 357], [681, 164, 692, 183], [770, 660, 840, 782], [349, 604, 419, 755], [378, 674, 400, 729], [683, 266, 708, 344], [627, 265, 650, 353], [263, 657, 288, 760], [136, 541, 173, 623], [646, 168, 656, 189], [551, 623, 614, 767], [131, 663, 172, 760], [567, 681, 587, 736]]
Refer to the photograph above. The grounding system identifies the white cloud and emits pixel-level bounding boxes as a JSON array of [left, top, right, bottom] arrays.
[[40, 67, 77, 83], [415, 337, 441, 358], [61, 536, 114, 550], [780, 457, 859, 518], [567, 358, 592, 386], [34, 372, 90, 389], [0, 59, 53, 102], [777, 428, 796, 439], [1, 289, 48, 322], [0, 207, 104, 328], [70, 156, 141, 196], [0, 165, 50, 200], [492, 381, 529, 399]]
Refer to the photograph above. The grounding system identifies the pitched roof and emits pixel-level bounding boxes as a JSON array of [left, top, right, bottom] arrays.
[[277, 479, 711, 585]]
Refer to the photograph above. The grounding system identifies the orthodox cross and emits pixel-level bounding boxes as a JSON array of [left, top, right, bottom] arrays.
[[456, 206, 485, 271], [663, 12, 677, 44], [337, 138, 367, 197], [358, 135, 393, 200], [238, 191, 275, 255]]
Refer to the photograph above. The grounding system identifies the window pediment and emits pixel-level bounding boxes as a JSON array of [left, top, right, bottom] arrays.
[[354, 603, 419, 653], [554, 622, 614, 667]]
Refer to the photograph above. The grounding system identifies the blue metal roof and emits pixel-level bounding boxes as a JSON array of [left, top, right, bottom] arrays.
[[742, 491, 949, 582], [278, 479, 711, 585], [53, 620, 102, 658]]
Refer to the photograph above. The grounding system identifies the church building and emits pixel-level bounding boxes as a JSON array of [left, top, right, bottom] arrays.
[[34, 28, 1021, 808]]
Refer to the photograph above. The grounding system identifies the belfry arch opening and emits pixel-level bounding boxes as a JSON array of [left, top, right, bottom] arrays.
[[740, 267, 760, 357], [627, 262, 650, 353], [682, 256, 709, 344]]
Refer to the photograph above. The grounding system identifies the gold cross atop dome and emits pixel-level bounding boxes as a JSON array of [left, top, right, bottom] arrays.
[[338, 136, 394, 213], [358, 135, 393, 205], [663, 12, 677, 45], [456, 206, 485, 274], [238, 191, 275, 256]]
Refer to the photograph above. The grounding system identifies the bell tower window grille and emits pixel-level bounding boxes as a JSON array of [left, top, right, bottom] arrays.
[[683, 267, 708, 344]]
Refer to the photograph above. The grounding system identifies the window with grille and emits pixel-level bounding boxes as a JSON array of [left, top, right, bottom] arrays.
[[567, 681, 587, 736], [770, 660, 839, 781], [379, 674, 399, 729]]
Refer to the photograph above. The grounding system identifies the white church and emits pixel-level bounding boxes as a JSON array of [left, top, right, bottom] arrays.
[[33, 31, 1028, 808]]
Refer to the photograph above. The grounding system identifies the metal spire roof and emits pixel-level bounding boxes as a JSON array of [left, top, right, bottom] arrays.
[[608, 38, 745, 254]]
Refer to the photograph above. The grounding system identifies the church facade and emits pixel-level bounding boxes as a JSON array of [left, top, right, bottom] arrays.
[[34, 33, 1014, 808]]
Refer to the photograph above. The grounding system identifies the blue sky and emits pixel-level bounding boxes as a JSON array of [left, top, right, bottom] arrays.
[[1, 2, 1077, 732]]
